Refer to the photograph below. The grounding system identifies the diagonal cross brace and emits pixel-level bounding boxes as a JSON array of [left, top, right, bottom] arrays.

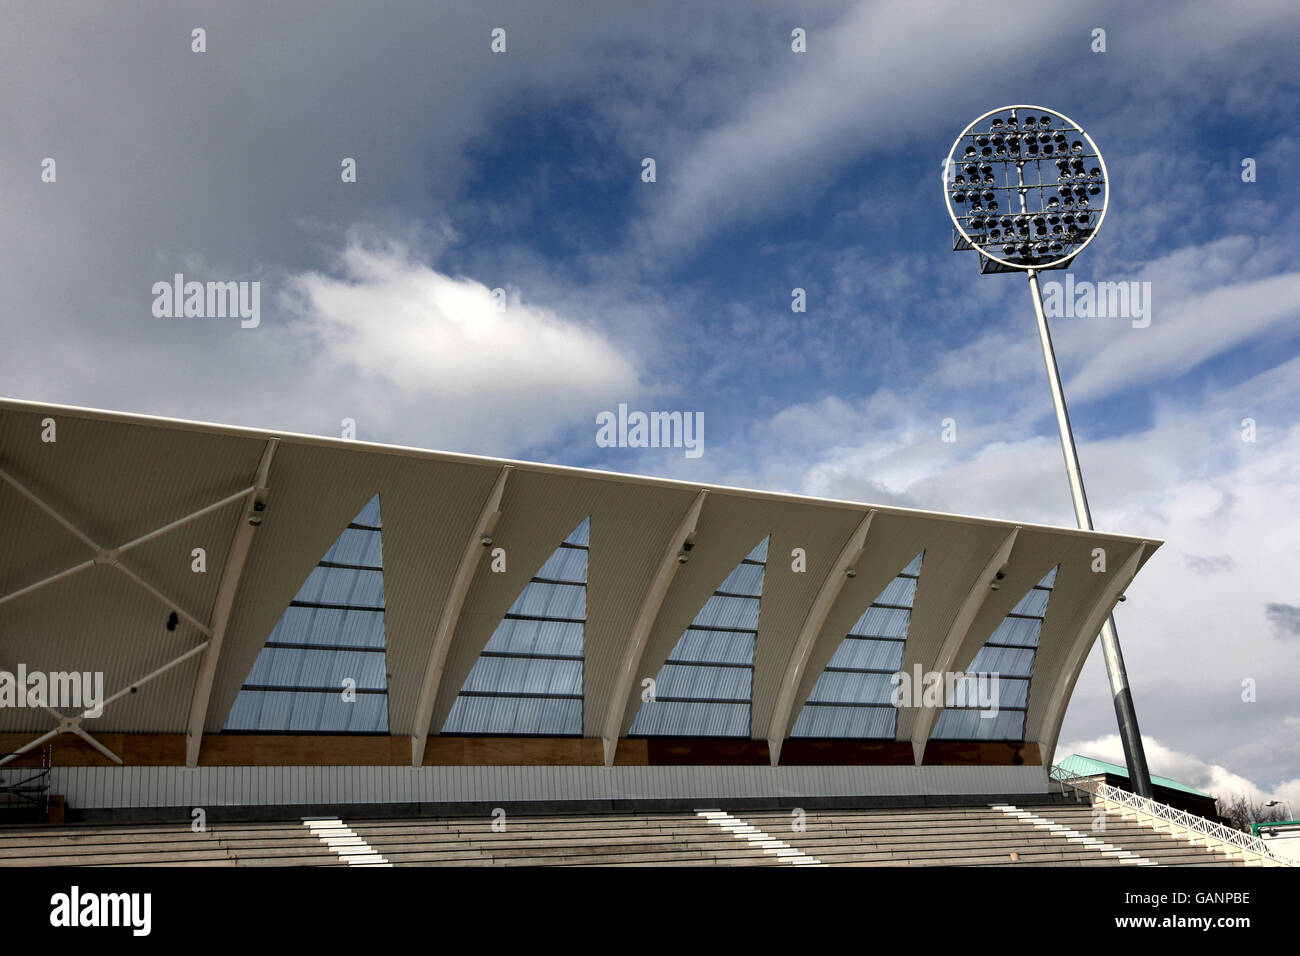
[[0, 642, 209, 767], [0, 465, 258, 634]]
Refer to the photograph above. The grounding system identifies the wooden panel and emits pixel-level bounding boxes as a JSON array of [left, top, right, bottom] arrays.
[[778, 739, 915, 766], [199, 734, 405, 766], [429, 737, 598, 766], [922, 740, 1042, 766], [612, 738, 649, 765], [644, 737, 771, 765]]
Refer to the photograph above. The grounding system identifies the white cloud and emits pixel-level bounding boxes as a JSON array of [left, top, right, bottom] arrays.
[[1066, 271, 1300, 402], [642, 0, 1084, 250], [289, 238, 636, 397], [1057, 733, 1300, 814], [280, 236, 640, 451]]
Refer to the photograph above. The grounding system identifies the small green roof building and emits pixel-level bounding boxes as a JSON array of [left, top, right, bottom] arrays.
[[1058, 754, 1221, 822]]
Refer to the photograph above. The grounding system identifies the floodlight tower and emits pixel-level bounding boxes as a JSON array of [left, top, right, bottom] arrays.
[[942, 104, 1153, 798]]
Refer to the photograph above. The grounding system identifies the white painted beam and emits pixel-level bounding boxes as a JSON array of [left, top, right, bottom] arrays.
[[908, 527, 1020, 765], [766, 511, 875, 766], [1036, 542, 1149, 764], [184, 440, 278, 766], [600, 489, 708, 766], [409, 466, 511, 767], [0, 467, 251, 630], [0, 641, 209, 768]]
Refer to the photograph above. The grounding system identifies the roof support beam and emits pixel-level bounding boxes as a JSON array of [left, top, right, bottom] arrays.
[[184, 439, 278, 766], [409, 466, 511, 767], [1037, 542, 1150, 764], [0, 641, 209, 768], [908, 526, 1020, 765], [0, 464, 258, 633], [601, 489, 708, 765], [766, 510, 875, 766]]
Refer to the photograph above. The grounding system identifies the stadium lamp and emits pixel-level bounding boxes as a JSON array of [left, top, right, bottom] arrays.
[[943, 105, 1154, 799]]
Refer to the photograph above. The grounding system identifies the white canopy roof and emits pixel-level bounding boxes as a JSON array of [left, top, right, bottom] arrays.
[[0, 398, 1159, 767]]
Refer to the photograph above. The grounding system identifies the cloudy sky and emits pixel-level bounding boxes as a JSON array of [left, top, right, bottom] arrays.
[[3, 1, 1298, 809]]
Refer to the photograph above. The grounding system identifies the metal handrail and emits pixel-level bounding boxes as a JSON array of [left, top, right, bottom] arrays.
[[0, 745, 51, 822], [1251, 820, 1300, 837], [1049, 764, 1290, 864]]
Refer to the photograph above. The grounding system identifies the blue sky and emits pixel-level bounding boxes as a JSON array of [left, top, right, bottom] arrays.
[[3, 0, 1299, 804]]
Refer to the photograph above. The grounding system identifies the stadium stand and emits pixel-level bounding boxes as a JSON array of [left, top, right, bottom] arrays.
[[0, 801, 1267, 867]]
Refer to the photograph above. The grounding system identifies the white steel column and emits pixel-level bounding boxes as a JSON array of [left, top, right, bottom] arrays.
[[1037, 542, 1150, 766], [601, 489, 708, 765], [908, 527, 1020, 764], [409, 466, 511, 767], [184, 439, 278, 766], [766, 510, 875, 766]]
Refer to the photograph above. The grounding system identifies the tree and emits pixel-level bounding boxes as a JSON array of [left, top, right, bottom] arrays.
[[1217, 794, 1289, 832]]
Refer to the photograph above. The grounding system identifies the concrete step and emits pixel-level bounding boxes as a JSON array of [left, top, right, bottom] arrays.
[[0, 801, 1254, 868]]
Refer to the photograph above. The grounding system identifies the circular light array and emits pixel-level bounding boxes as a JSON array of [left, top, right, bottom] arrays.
[[943, 105, 1108, 271]]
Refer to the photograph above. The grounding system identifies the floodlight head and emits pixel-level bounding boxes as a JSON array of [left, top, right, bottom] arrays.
[[944, 105, 1108, 273]]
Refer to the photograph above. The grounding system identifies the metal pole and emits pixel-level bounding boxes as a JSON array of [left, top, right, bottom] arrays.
[[1024, 267, 1154, 799]]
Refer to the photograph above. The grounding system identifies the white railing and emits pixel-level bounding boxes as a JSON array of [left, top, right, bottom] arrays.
[[1048, 765, 1291, 866]]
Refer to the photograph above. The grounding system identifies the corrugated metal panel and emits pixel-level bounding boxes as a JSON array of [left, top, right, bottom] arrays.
[[653, 663, 752, 701], [932, 708, 1026, 740], [827, 637, 903, 672], [442, 696, 581, 735], [787, 554, 924, 740], [805, 670, 896, 704], [225, 495, 391, 732], [296, 566, 384, 608], [441, 519, 588, 736], [630, 701, 750, 736], [508, 581, 585, 619], [778, 512, 956, 745], [666, 629, 753, 665], [481, 618, 582, 656], [930, 566, 1057, 742], [244, 646, 387, 689], [225, 690, 387, 733], [457, 656, 582, 696], [262, 606, 385, 649], [0, 567, 207, 733], [47, 763, 1049, 809], [629, 540, 765, 738], [791, 705, 896, 738]]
